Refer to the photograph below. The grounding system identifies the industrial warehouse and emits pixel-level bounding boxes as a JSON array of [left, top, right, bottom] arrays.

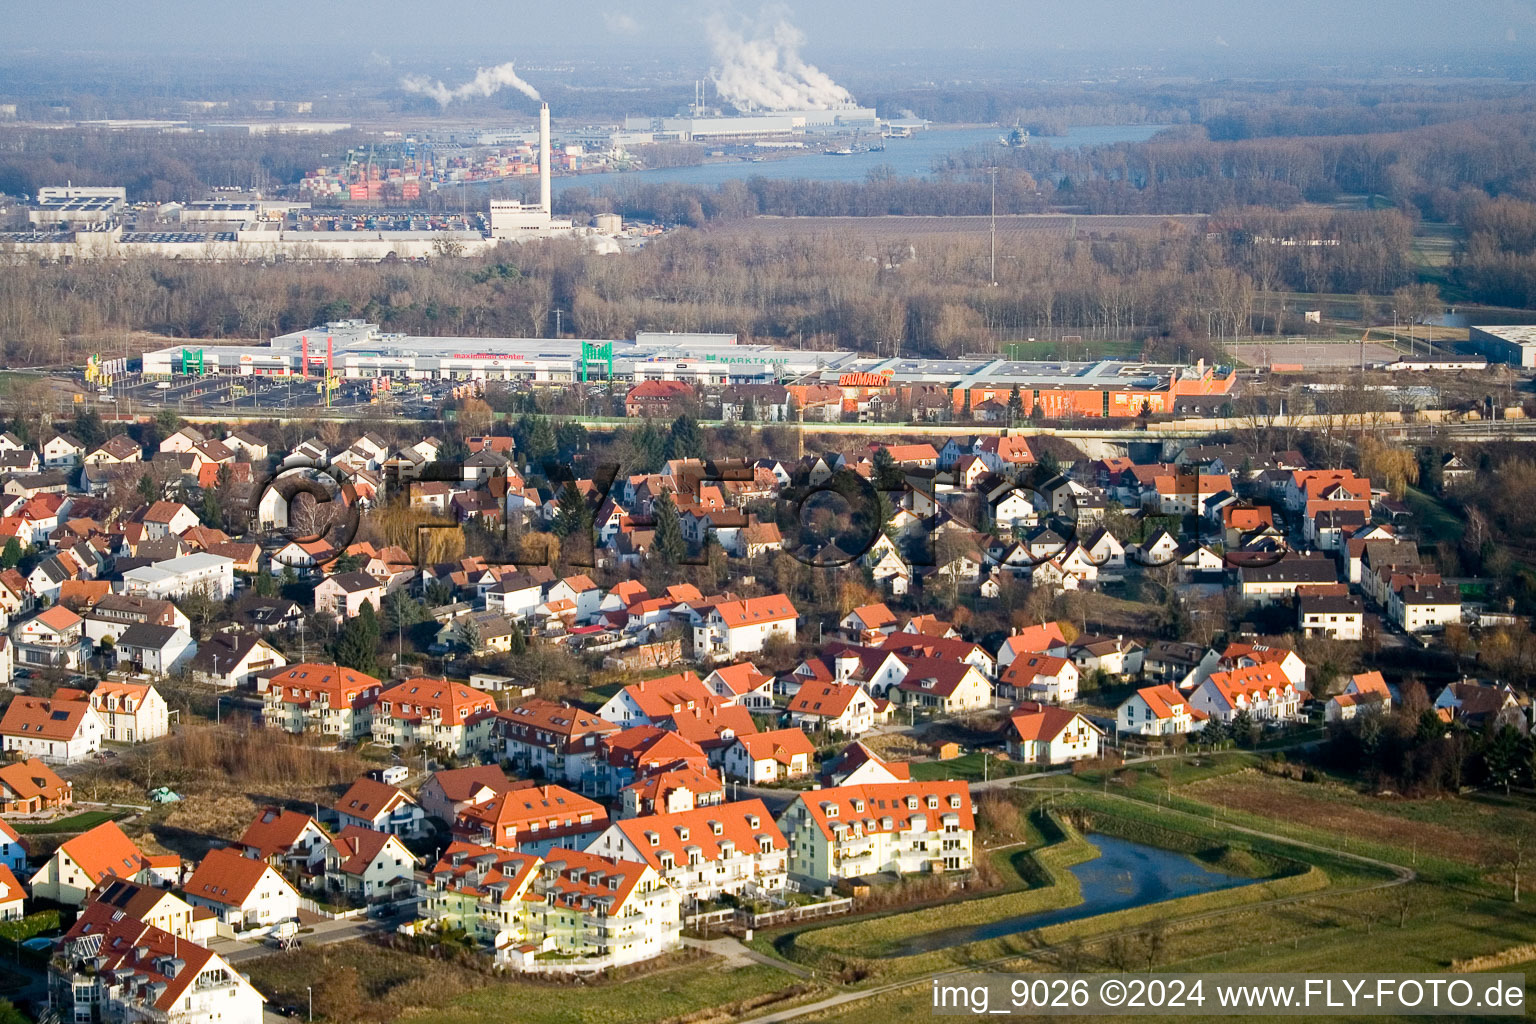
[[137, 320, 1235, 418]]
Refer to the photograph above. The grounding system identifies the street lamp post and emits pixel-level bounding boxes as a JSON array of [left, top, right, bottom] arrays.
[[307, 986, 312, 1022]]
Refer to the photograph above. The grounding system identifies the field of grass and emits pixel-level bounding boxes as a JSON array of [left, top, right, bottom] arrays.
[[1181, 770, 1534, 878], [909, 752, 1034, 782], [244, 940, 814, 1024], [1403, 485, 1463, 545]]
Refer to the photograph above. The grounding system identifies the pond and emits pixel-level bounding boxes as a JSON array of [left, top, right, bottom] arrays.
[[883, 833, 1259, 957]]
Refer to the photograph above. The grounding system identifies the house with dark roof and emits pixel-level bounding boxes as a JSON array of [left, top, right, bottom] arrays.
[[112, 623, 196, 676]]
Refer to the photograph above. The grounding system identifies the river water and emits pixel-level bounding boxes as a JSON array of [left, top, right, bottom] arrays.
[[883, 833, 1258, 957], [550, 124, 1167, 195]]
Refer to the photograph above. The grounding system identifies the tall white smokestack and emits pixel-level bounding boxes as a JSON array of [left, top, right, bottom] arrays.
[[539, 103, 551, 214]]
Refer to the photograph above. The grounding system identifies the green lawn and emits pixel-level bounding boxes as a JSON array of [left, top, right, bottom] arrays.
[[14, 809, 121, 834], [1402, 486, 1462, 545], [909, 752, 1033, 782]]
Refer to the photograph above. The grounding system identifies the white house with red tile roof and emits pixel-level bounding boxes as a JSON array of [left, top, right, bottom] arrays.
[[139, 500, 199, 540], [1116, 684, 1206, 737], [1215, 642, 1309, 691], [498, 698, 619, 782], [892, 658, 992, 713], [12, 604, 89, 670], [998, 653, 1080, 704], [839, 603, 899, 641], [260, 663, 382, 740], [323, 825, 418, 902], [29, 820, 173, 906], [787, 681, 876, 737], [692, 594, 797, 661], [373, 678, 498, 757], [332, 778, 425, 837], [456, 784, 609, 855], [0, 693, 102, 763], [779, 781, 974, 886], [52, 903, 265, 1024], [820, 741, 911, 786], [237, 808, 333, 873], [1326, 671, 1394, 724], [1007, 702, 1103, 765], [702, 662, 775, 709], [722, 728, 816, 783], [87, 679, 169, 743], [595, 671, 721, 726], [619, 767, 725, 819], [586, 798, 787, 906], [419, 766, 513, 824], [995, 622, 1069, 670], [1190, 664, 1304, 724], [184, 846, 300, 929], [0, 820, 25, 875]]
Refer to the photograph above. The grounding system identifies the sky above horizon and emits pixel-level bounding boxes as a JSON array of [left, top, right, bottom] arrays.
[[5, 0, 1536, 56]]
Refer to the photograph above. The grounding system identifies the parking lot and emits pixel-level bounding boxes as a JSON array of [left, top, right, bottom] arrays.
[[81, 369, 463, 419]]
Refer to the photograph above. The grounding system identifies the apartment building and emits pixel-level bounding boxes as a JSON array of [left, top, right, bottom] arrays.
[[261, 663, 383, 740], [778, 782, 974, 887]]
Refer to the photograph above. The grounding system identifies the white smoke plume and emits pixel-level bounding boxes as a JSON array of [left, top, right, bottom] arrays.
[[400, 62, 540, 107], [706, 13, 854, 111]]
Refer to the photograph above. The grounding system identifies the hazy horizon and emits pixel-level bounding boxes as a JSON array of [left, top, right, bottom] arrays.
[[4, 0, 1536, 58]]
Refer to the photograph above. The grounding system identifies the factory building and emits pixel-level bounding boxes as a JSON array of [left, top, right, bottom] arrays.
[[623, 104, 879, 141], [0, 104, 577, 263], [136, 321, 1233, 418], [1470, 325, 1536, 368]]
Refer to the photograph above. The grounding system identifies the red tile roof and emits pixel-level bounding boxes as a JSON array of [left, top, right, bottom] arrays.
[[238, 808, 329, 861], [797, 781, 973, 841], [185, 846, 284, 907], [611, 799, 785, 870]]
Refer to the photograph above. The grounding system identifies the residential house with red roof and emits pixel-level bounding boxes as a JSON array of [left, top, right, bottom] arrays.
[[722, 728, 816, 784], [839, 603, 899, 643], [1326, 671, 1394, 724], [456, 785, 609, 855], [322, 825, 418, 902], [1216, 642, 1309, 691], [1116, 684, 1206, 737], [498, 698, 619, 783], [331, 778, 426, 837], [418, 841, 540, 949], [692, 593, 797, 661], [996, 622, 1069, 670], [892, 658, 992, 713], [820, 741, 910, 787], [30, 820, 177, 906], [51, 903, 265, 1024], [0, 757, 70, 814], [625, 380, 694, 417], [1007, 702, 1104, 765], [236, 808, 333, 875], [595, 671, 718, 727], [88, 679, 169, 743], [260, 663, 383, 740], [998, 653, 1080, 704], [373, 678, 498, 757], [587, 799, 788, 906], [619, 767, 725, 819], [419, 766, 515, 824], [12, 604, 89, 670], [787, 681, 877, 737], [1190, 664, 1304, 724], [0, 693, 102, 763], [779, 781, 974, 886], [184, 847, 300, 929], [702, 662, 775, 709]]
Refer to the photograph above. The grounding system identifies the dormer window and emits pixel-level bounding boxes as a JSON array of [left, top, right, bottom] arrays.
[[709, 821, 723, 836]]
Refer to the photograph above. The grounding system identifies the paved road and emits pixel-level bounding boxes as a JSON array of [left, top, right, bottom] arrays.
[[213, 914, 398, 965], [734, 787, 1415, 1024]]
